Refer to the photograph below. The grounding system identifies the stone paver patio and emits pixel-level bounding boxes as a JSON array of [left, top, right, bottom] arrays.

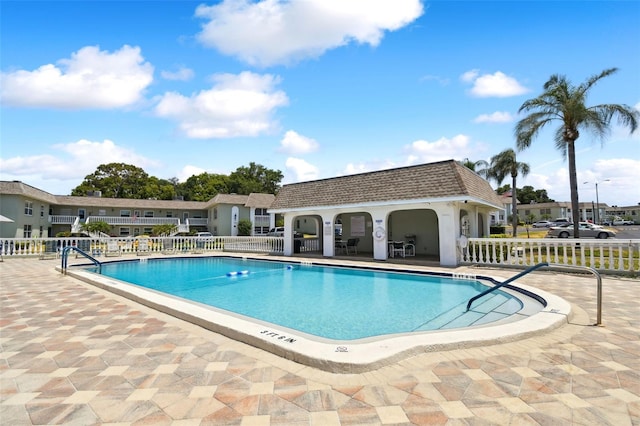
[[1, 257, 638, 425]]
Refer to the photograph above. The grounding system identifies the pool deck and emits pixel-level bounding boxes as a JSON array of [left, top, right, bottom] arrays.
[[1, 255, 639, 425]]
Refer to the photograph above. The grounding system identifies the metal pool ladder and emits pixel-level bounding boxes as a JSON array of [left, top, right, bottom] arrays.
[[61, 246, 101, 274]]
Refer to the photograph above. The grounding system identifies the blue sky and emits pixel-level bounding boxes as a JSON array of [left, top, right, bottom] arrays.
[[1, 0, 639, 207]]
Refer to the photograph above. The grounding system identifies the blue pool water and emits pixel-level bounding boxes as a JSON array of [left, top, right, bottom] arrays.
[[94, 257, 521, 340]]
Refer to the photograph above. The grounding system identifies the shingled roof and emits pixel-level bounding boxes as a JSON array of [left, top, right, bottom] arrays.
[[1, 181, 276, 210], [0, 181, 59, 204], [270, 160, 503, 210]]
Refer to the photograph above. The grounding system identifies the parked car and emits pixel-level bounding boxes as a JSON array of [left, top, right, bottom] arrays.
[[267, 227, 284, 237], [532, 220, 553, 228], [602, 217, 634, 226], [546, 222, 616, 239], [551, 218, 571, 226], [195, 232, 214, 240]]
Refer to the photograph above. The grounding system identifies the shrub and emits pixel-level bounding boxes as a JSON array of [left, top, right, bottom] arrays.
[[490, 225, 505, 234], [237, 219, 252, 236]]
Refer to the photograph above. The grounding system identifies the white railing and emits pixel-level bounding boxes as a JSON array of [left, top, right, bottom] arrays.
[[0, 236, 285, 258], [187, 218, 208, 226], [49, 215, 77, 224], [85, 216, 181, 226], [463, 237, 640, 274]]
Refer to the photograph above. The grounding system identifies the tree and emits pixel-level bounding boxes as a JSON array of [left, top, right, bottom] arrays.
[[72, 163, 151, 198], [229, 162, 283, 194], [152, 224, 177, 236], [181, 173, 230, 201], [81, 220, 111, 235], [487, 149, 530, 237], [460, 158, 489, 178], [515, 68, 639, 238], [518, 185, 554, 204]]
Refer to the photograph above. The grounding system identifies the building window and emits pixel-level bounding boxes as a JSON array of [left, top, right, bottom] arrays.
[[98, 209, 106, 216], [119, 227, 131, 236], [24, 225, 32, 238], [166, 211, 173, 218], [120, 210, 131, 217], [144, 211, 154, 217], [25, 201, 33, 216], [40, 205, 45, 217], [214, 208, 218, 220], [143, 227, 153, 235]]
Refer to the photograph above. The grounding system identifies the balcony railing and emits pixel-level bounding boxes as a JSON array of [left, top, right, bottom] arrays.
[[49, 215, 77, 224], [85, 216, 181, 226]]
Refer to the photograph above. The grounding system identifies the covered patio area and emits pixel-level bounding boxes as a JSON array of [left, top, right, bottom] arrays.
[[270, 160, 503, 266]]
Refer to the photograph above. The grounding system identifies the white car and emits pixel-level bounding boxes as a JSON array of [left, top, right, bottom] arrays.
[[546, 222, 616, 239], [532, 220, 553, 228], [267, 227, 285, 237]]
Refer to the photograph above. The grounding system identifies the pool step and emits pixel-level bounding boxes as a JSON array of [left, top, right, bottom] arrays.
[[414, 293, 522, 331]]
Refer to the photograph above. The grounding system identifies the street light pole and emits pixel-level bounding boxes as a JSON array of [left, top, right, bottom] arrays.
[[583, 179, 610, 224], [595, 182, 600, 224]]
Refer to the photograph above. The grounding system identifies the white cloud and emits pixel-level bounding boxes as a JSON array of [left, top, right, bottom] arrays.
[[419, 74, 449, 85], [195, 0, 424, 66], [0, 45, 153, 109], [403, 134, 475, 164], [175, 165, 208, 182], [279, 130, 319, 154], [154, 71, 289, 138], [161, 66, 194, 81], [285, 157, 319, 181], [473, 111, 514, 124], [0, 139, 159, 194], [461, 70, 528, 98]]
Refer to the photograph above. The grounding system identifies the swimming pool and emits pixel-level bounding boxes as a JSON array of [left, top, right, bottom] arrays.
[[66, 255, 571, 372], [94, 257, 522, 340]]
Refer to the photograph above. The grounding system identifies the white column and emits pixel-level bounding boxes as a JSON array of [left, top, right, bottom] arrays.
[[282, 214, 295, 255], [369, 208, 390, 261], [321, 214, 336, 257], [436, 204, 458, 266]]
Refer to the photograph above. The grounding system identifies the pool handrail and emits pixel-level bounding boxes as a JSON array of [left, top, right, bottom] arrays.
[[61, 246, 101, 274], [465, 262, 549, 312], [546, 263, 602, 326]]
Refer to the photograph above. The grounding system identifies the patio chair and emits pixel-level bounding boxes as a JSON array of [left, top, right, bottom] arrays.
[[105, 240, 121, 257], [162, 238, 175, 255], [391, 241, 405, 258], [346, 238, 359, 255], [136, 238, 151, 256]]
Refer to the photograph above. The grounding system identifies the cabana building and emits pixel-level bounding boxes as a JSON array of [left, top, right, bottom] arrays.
[[269, 160, 504, 266]]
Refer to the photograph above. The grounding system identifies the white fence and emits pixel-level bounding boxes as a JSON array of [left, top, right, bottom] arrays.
[[0, 236, 286, 258], [463, 238, 640, 274]]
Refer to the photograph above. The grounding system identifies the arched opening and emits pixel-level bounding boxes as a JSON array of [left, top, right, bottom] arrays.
[[333, 212, 374, 257], [388, 209, 439, 260]]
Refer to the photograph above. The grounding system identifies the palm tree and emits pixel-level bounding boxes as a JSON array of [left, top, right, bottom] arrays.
[[515, 68, 639, 238], [486, 149, 530, 237], [460, 158, 489, 178]]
